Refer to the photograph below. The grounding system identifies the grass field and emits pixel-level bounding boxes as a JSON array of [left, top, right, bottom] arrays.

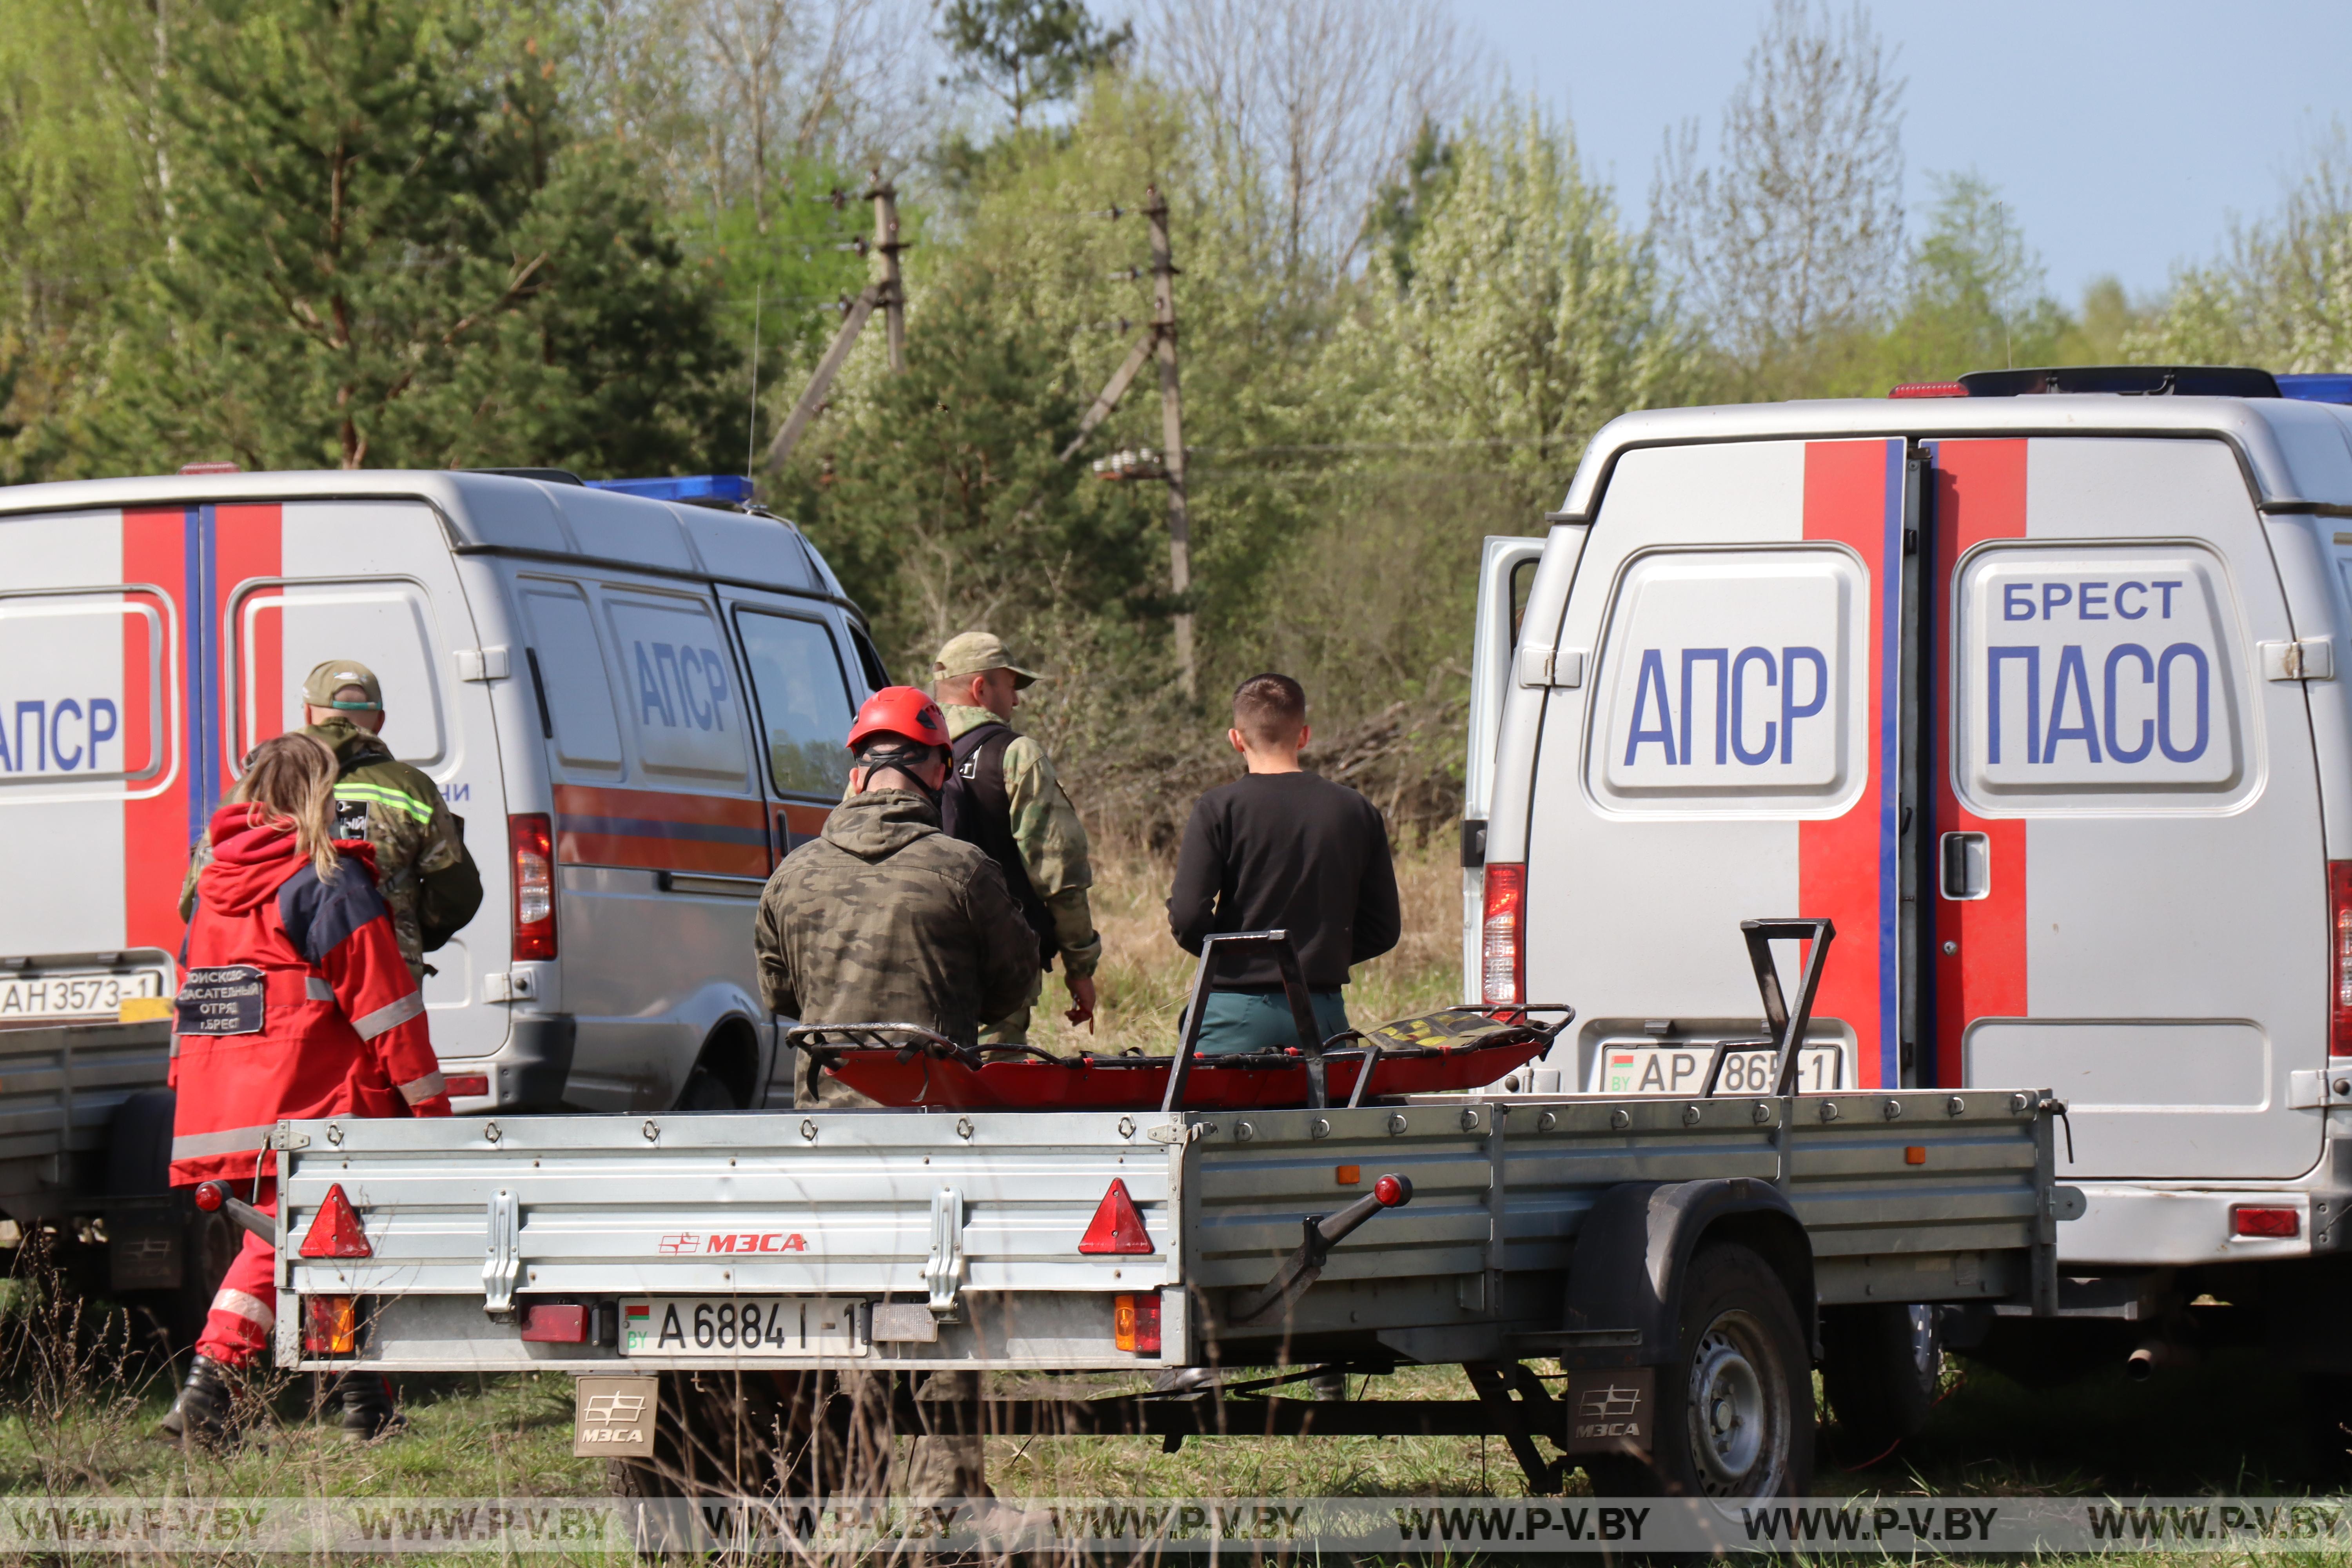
[[3, 842, 2346, 1561]]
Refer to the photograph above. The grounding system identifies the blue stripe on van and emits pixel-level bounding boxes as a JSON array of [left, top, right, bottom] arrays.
[[1878, 443, 1903, 1092], [182, 505, 222, 839]]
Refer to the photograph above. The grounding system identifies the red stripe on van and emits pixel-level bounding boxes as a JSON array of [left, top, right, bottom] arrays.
[[551, 784, 770, 877], [122, 509, 188, 969], [1800, 439, 1904, 1089], [1930, 440, 2029, 1088], [216, 504, 283, 762]]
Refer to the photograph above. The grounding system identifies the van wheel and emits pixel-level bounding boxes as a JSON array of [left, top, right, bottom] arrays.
[[1618, 1241, 1814, 1500], [1820, 1302, 1942, 1456], [673, 1071, 739, 1113]]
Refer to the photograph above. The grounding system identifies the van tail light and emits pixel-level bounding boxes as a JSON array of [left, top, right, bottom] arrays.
[[2331, 862, 2352, 1056], [1078, 1178, 1153, 1255], [1114, 1292, 1161, 1354], [443, 1075, 489, 1098], [1481, 864, 1525, 1006], [303, 1294, 359, 1354], [511, 814, 557, 961], [1888, 381, 1968, 399]]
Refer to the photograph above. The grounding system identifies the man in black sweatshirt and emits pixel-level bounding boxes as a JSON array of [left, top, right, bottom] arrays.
[[1166, 673, 1402, 1052]]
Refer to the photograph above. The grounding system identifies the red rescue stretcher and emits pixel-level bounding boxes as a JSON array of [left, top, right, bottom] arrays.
[[788, 928, 1573, 1113]]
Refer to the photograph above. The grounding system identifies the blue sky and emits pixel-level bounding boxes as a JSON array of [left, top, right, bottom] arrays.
[[1452, 0, 2352, 305]]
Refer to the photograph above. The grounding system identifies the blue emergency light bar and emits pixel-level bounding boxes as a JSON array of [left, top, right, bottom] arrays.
[[2278, 374, 2352, 405], [584, 474, 756, 504]]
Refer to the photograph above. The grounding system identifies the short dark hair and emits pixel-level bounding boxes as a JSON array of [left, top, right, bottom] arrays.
[[1231, 673, 1307, 746]]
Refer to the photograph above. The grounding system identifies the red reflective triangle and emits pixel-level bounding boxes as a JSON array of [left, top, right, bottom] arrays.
[[298, 1183, 372, 1259], [1077, 1178, 1153, 1255]]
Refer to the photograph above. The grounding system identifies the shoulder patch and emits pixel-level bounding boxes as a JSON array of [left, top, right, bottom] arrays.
[[278, 855, 393, 965]]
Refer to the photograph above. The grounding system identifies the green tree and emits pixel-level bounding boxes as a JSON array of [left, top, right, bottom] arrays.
[[2130, 134, 2352, 372], [938, 0, 1131, 131], [0, 0, 176, 479], [1870, 171, 2065, 388], [773, 266, 1161, 671], [93, 0, 742, 474]]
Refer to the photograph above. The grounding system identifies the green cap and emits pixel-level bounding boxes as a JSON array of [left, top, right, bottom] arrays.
[[302, 658, 383, 711], [932, 631, 1042, 689]]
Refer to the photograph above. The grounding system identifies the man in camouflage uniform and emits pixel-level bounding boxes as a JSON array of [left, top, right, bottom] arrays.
[[181, 659, 481, 979], [930, 631, 1102, 1043], [753, 685, 1033, 1504]]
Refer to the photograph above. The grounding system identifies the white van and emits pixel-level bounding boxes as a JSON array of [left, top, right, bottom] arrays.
[[0, 469, 883, 1120], [1467, 368, 2352, 1373]]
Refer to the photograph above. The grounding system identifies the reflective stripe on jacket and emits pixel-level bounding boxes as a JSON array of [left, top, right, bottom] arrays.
[[169, 803, 449, 1186]]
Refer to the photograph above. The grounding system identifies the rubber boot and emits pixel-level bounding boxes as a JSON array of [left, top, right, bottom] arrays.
[[334, 1370, 406, 1441], [157, 1354, 240, 1449]]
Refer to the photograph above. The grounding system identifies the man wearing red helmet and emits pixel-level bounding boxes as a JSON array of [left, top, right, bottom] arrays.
[[752, 684, 1033, 1503], [753, 685, 1035, 1108]]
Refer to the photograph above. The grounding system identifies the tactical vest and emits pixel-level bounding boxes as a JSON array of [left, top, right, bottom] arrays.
[[942, 722, 1058, 969]]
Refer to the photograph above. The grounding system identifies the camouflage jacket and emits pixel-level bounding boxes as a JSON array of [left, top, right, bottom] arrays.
[[755, 788, 1036, 1106], [180, 718, 481, 978], [940, 704, 1102, 978]]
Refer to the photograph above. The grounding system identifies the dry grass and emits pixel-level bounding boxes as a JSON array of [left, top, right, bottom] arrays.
[[1026, 836, 1464, 1057]]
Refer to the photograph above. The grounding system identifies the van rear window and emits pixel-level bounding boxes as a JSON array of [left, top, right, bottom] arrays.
[[735, 612, 856, 799]]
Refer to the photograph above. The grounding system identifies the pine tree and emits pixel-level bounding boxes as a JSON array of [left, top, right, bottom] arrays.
[[95, 0, 740, 474]]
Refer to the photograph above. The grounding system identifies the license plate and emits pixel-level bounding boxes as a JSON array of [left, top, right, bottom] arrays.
[[0, 967, 167, 1025], [619, 1298, 867, 1358], [1593, 1044, 1844, 1097]]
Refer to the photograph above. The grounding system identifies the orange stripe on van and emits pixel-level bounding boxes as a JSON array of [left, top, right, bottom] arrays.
[[551, 784, 770, 877]]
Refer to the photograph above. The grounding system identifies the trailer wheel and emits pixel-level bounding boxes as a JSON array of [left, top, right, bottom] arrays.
[[1636, 1241, 1815, 1500], [1820, 1302, 1942, 1455]]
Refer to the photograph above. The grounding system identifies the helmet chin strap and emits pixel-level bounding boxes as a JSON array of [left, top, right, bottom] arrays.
[[856, 746, 943, 807]]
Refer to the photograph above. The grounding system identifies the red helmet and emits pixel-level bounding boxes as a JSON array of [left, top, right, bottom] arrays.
[[846, 686, 950, 752]]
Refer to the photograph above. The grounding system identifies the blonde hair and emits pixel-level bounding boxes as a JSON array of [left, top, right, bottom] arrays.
[[229, 732, 343, 881]]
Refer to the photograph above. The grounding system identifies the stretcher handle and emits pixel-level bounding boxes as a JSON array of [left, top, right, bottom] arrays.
[[1163, 930, 1328, 1114], [1230, 1173, 1414, 1325], [784, 1022, 978, 1071], [1729, 917, 1836, 1098], [193, 1180, 277, 1247]]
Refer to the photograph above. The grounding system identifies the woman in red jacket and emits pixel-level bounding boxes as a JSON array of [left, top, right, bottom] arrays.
[[162, 731, 450, 1447]]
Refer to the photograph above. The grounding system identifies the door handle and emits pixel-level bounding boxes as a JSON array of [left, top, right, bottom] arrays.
[[1939, 832, 1989, 900]]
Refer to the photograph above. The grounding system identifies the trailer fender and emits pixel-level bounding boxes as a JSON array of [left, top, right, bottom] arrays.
[[1562, 1178, 1816, 1366]]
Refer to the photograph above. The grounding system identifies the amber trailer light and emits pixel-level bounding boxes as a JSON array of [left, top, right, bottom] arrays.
[[303, 1295, 359, 1355], [1114, 1293, 1161, 1354], [511, 814, 557, 961], [1481, 864, 1525, 1006]]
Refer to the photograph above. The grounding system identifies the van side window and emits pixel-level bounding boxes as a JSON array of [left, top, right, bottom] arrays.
[[0, 586, 165, 787], [234, 578, 449, 769], [1953, 543, 2247, 810], [519, 582, 623, 772], [847, 624, 889, 693], [603, 592, 751, 786], [735, 611, 857, 799], [1586, 545, 1867, 817]]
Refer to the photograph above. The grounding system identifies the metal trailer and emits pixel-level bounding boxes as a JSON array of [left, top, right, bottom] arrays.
[[241, 926, 2069, 1500], [0, 1018, 234, 1340]]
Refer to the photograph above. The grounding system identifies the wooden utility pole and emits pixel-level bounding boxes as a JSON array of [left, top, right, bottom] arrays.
[[761, 179, 906, 475], [1061, 185, 1196, 699]]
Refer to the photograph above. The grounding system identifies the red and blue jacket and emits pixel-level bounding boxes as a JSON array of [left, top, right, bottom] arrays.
[[170, 802, 449, 1186]]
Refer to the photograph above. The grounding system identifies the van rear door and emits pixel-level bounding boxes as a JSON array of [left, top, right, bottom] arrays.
[[1929, 438, 2324, 1182], [1517, 438, 1911, 1093]]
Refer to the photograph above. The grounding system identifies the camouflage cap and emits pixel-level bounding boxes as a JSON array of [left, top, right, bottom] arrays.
[[933, 630, 1042, 689], [302, 658, 383, 711]]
